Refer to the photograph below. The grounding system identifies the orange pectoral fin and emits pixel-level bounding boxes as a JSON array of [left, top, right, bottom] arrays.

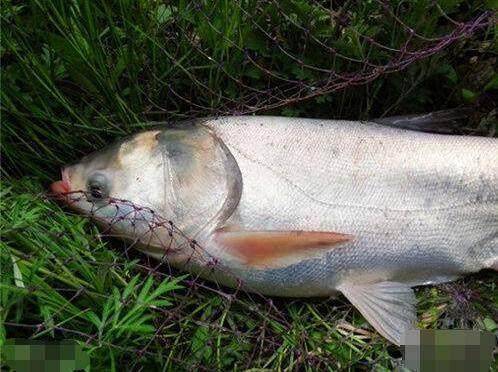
[[214, 229, 353, 269]]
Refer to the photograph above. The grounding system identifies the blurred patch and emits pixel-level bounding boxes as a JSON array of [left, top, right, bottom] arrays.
[[400, 330, 495, 372], [2, 339, 90, 372]]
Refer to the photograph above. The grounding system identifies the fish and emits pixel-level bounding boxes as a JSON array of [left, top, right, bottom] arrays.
[[50, 114, 498, 345]]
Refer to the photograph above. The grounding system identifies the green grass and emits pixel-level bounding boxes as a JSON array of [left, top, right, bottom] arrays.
[[1, 0, 497, 370]]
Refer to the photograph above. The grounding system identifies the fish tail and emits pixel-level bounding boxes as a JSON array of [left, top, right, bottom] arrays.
[[373, 107, 474, 134]]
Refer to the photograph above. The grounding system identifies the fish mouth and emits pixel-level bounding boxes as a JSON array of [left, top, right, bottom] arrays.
[[50, 168, 71, 195]]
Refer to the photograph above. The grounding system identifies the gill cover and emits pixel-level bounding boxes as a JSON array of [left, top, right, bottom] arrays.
[[151, 124, 243, 236]]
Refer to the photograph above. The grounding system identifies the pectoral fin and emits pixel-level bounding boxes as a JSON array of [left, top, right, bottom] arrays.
[[215, 228, 352, 269], [337, 281, 417, 345]]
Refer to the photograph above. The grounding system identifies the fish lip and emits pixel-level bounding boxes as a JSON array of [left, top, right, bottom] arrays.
[[50, 168, 72, 195]]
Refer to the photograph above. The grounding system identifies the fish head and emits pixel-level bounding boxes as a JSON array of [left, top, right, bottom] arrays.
[[50, 125, 242, 261], [50, 131, 150, 213]]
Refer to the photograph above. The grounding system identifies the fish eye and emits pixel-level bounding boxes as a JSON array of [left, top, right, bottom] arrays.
[[89, 185, 104, 199], [87, 172, 109, 201]]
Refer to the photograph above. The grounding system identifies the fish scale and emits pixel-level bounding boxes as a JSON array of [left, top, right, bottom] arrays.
[[210, 117, 496, 210]]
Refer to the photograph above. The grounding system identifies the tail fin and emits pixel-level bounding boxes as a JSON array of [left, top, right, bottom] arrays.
[[373, 107, 474, 134]]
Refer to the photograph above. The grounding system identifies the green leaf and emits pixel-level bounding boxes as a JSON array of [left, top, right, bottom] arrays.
[[122, 274, 140, 300], [436, 64, 458, 84], [155, 4, 173, 24], [118, 323, 155, 334], [484, 0, 498, 10], [0, 322, 5, 348], [10, 255, 24, 288], [484, 74, 498, 91], [483, 317, 497, 332], [244, 66, 262, 80], [438, 0, 464, 12], [191, 326, 212, 361], [461, 88, 477, 102], [137, 276, 154, 305]]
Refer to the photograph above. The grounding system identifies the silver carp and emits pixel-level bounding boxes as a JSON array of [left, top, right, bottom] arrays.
[[51, 116, 498, 344]]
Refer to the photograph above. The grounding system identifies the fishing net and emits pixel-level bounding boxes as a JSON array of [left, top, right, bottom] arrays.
[[2, 1, 497, 370]]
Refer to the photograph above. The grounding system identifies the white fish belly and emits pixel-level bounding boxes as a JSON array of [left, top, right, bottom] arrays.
[[205, 116, 498, 296]]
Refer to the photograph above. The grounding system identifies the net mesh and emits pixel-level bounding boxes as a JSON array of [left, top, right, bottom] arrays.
[[2, 1, 497, 370], [129, 2, 494, 118], [162, 4, 492, 116]]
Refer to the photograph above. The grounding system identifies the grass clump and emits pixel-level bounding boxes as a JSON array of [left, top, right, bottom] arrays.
[[1, 0, 497, 370], [1, 180, 184, 368]]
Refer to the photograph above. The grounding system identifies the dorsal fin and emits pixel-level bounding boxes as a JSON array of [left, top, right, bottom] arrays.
[[373, 108, 474, 134]]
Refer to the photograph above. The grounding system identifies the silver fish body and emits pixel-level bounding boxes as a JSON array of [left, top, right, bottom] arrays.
[[201, 116, 498, 295], [53, 115, 498, 344]]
